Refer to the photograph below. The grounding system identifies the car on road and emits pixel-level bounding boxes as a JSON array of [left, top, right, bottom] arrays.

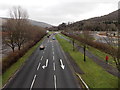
[[47, 34, 51, 38], [52, 37, 55, 40], [39, 45, 45, 50]]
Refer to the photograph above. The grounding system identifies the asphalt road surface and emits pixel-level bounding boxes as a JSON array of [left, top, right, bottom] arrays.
[[4, 35, 81, 89]]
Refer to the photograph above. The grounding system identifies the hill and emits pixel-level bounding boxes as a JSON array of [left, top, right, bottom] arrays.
[[57, 9, 119, 31], [0, 17, 53, 29], [83, 9, 118, 22], [29, 19, 52, 28]]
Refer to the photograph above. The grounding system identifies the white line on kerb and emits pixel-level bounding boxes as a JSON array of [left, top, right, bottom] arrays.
[[53, 62, 55, 71], [41, 56, 43, 61], [30, 75, 37, 90], [37, 63, 41, 70], [53, 56, 55, 60], [54, 75, 57, 90]]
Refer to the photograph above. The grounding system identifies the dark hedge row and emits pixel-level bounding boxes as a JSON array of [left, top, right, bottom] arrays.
[[62, 32, 117, 58], [2, 33, 46, 73]]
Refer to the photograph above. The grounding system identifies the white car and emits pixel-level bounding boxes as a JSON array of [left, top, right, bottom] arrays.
[[39, 45, 45, 50]]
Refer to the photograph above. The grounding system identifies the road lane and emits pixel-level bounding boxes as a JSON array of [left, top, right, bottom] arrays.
[[4, 35, 81, 89], [33, 38, 54, 88], [4, 38, 48, 88], [53, 39, 79, 88]]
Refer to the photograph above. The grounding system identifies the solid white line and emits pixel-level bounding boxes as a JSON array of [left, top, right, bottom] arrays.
[[30, 75, 37, 90], [37, 63, 41, 70], [41, 56, 43, 61], [76, 73, 89, 90], [53, 56, 55, 60], [53, 62, 56, 71], [54, 75, 57, 90]]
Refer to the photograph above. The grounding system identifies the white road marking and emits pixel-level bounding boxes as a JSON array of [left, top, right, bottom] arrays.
[[54, 75, 57, 90], [37, 63, 41, 70], [41, 56, 43, 61], [52, 47, 54, 51], [43, 51, 45, 54], [30, 75, 37, 90], [53, 62, 56, 71], [53, 56, 55, 60], [42, 59, 48, 69], [53, 51, 54, 55], [60, 59, 65, 69], [76, 73, 89, 90]]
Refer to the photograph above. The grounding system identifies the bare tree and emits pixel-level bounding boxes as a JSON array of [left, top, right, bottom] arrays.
[[3, 6, 29, 52], [3, 19, 16, 52], [9, 6, 29, 50]]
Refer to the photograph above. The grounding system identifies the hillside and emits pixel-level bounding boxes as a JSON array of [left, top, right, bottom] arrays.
[[84, 9, 118, 22], [0, 17, 53, 29], [57, 9, 119, 31], [29, 19, 52, 28]]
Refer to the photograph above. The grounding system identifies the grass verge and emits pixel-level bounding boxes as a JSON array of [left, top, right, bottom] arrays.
[[56, 34, 118, 88], [61, 33, 116, 67], [2, 38, 43, 86]]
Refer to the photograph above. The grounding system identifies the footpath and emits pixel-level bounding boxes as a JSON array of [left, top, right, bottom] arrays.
[[59, 34, 120, 78]]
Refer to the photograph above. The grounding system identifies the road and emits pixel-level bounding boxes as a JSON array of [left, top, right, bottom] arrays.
[[4, 34, 81, 89]]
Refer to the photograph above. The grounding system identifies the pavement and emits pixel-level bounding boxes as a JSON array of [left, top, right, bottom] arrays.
[[3, 35, 81, 89]]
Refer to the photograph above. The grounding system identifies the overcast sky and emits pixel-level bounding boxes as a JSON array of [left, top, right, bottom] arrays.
[[0, 0, 119, 26]]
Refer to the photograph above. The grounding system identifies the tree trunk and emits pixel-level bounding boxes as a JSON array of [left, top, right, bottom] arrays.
[[12, 47, 15, 52], [84, 45, 86, 62]]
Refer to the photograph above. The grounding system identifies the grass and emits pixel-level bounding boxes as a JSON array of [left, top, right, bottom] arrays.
[[87, 46, 116, 67], [2, 38, 44, 86], [56, 34, 119, 88], [61, 33, 117, 68]]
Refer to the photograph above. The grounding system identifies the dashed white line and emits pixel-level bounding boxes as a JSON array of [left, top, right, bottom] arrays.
[[53, 62, 56, 71], [41, 56, 43, 61], [52, 48, 54, 51], [53, 51, 54, 55], [53, 56, 55, 60], [30, 75, 37, 90], [54, 75, 57, 90], [43, 51, 45, 54], [37, 63, 41, 70]]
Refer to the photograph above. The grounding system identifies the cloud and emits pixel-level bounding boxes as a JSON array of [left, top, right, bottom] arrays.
[[0, 0, 119, 25]]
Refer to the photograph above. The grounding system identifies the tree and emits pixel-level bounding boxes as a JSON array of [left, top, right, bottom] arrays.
[[9, 6, 29, 50], [3, 19, 16, 52], [3, 6, 29, 51]]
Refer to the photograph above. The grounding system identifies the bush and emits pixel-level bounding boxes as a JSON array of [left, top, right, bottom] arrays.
[[62, 32, 117, 57]]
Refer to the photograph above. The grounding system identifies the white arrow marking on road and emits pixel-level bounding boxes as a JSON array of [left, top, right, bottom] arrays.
[[42, 59, 48, 69], [60, 59, 65, 69]]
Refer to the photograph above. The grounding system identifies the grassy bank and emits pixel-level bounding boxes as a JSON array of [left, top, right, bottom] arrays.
[[60, 33, 116, 67], [2, 38, 44, 86], [56, 34, 118, 88]]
